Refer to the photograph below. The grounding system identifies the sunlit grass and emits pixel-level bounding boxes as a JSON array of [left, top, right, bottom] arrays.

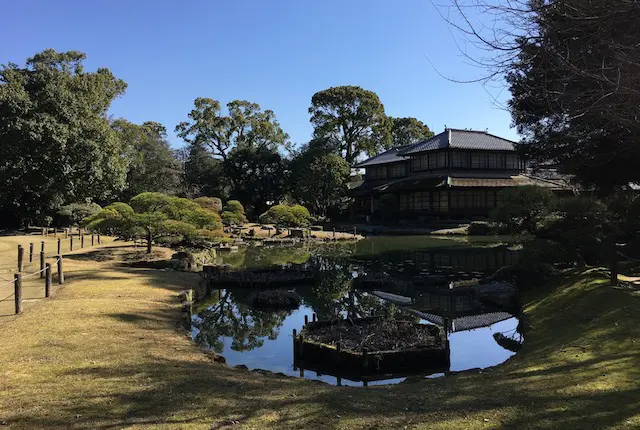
[[0, 234, 638, 429]]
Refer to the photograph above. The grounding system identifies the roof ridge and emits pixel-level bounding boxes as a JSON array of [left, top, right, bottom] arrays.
[[448, 128, 519, 144]]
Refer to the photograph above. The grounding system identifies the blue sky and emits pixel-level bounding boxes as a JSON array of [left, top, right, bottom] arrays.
[[2, 0, 516, 149]]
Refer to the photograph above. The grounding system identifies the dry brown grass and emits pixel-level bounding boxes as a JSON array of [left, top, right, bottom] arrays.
[[0, 234, 638, 429]]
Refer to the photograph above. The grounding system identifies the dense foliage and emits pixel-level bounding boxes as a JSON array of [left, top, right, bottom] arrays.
[[112, 120, 181, 200], [258, 204, 312, 227], [289, 139, 350, 218], [0, 49, 436, 228], [220, 200, 247, 226], [309, 86, 392, 165], [390, 117, 433, 147], [84, 192, 222, 253], [0, 50, 127, 227], [490, 186, 557, 234], [56, 202, 102, 227]]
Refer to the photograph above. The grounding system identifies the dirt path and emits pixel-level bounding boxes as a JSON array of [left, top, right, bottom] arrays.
[[0, 237, 639, 429]]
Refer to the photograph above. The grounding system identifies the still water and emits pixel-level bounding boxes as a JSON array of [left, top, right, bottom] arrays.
[[192, 236, 527, 386]]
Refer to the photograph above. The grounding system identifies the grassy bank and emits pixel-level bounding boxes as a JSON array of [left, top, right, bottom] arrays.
[[0, 236, 639, 429]]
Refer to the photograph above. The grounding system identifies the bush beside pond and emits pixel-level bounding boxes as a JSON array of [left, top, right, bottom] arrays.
[[258, 204, 312, 227]]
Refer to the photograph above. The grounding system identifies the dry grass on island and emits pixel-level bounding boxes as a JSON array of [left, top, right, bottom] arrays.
[[0, 234, 638, 429], [232, 223, 364, 241]]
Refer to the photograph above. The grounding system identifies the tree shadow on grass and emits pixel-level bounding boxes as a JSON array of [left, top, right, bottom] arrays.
[[6, 350, 639, 429], [5, 255, 640, 428]]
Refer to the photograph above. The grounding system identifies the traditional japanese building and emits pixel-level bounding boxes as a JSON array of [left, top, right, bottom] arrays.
[[350, 128, 571, 219]]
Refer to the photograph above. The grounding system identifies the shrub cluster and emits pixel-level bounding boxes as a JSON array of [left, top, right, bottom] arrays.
[[220, 200, 247, 226], [258, 204, 312, 227], [82, 192, 224, 246]]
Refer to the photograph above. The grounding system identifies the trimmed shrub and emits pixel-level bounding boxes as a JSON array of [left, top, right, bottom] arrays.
[[194, 197, 223, 213], [290, 205, 311, 226], [222, 200, 247, 223], [221, 211, 244, 226], [259, 204, 312, 227], [491, 186, 556, 233], [224, 200, 245, 215]]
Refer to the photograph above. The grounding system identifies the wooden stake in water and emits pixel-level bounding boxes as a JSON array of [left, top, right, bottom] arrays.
[[29, 242, 34, 263]]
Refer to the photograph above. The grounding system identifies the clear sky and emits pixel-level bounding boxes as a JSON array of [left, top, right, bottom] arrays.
[[1, 0, 516, 149]]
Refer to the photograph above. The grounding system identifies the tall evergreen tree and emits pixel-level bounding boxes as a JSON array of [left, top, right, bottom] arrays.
[[0, 49, 128, 227], [309, 86, 392, 165]]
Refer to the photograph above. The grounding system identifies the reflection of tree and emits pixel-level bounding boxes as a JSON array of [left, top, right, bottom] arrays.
[[218, 245, 312, 269], [193, 290, 291, 353], [216, 248, 247, 269]]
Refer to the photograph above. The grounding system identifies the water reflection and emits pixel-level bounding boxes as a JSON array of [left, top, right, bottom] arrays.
[[193, 236, 536, 386]]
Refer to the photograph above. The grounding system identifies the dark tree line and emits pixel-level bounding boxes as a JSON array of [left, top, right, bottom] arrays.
[[0, 50, 433, 227]]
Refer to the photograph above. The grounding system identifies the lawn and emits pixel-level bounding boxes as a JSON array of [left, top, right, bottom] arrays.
[[0, 234, 638, 429]]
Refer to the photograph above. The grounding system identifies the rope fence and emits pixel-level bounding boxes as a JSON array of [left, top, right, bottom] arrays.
[[0, 228, 108, 315]]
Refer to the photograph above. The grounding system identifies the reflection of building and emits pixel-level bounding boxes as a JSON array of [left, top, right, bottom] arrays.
[[400, 246, 519, 273], [350, 128, 572, 218]]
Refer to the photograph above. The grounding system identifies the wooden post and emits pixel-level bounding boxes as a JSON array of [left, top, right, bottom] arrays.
[[65, 228, 68, 239], [292, 328, 298, 358], [29, 242, 34, 263], [312, 313, 317, 322], [298, 333, 304, 357], [41, 227, 45, 236], [81, 234, 84, 248], [97, 232, 101, 244], [57, 238, 61, 255], [362, 348, 369, 372], [304, 315, 309, 326], [77, 226, 81, 236], [17, 245, 24, 272], [41, 240, 45, 253], [70, 236, 73, 251], [14, 273, 22, 314], [91, 234, 94, 246], [45, 263, 52, 298], [57, 256, 64, 284], [39, 251, 45, 278]]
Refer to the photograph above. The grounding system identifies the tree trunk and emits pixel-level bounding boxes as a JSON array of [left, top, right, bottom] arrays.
[[146, 228, 152, 254]]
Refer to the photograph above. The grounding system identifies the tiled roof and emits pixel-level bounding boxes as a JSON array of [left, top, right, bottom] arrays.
[[398, 129, 517, 155], [354, 145, 411, 168]]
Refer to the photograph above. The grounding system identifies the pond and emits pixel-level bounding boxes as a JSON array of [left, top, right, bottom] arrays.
[[191, 236, 528, 386]]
